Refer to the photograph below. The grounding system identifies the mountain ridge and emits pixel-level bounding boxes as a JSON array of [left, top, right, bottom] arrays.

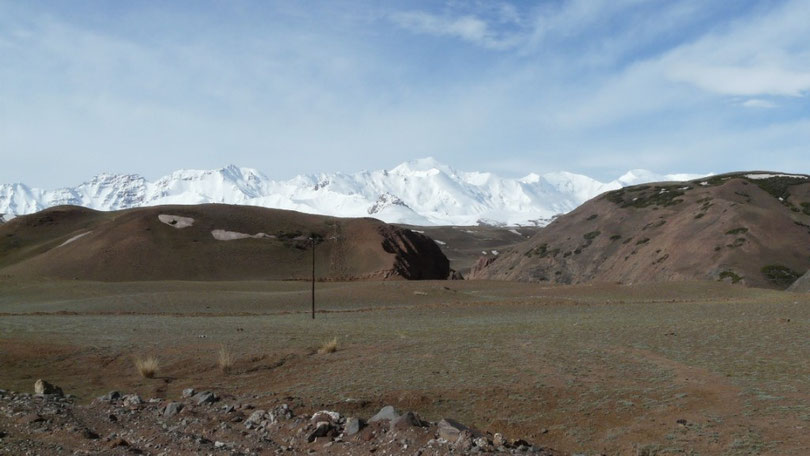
[[0, 158, 708, 226], [471, 171, 810, 289]]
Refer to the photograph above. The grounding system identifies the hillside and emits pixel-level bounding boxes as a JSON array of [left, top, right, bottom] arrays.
[[0, 158, 705, 226], [396, 224, 541, 277], [0, 204, 450, 281], [471, 172, 810, 289]]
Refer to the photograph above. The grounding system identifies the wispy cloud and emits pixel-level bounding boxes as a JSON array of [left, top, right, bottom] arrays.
[[390, 10, 520, 50], [0, 0, 809, 187], [657, 0, 810, 97], [741, 99, 778, 109]]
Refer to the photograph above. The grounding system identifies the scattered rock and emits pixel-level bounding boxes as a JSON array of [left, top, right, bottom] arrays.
[[0, 388, 548, 455], [473, 436, 490, 449], [344, 417, 363, 436], [193, 391, 217, 405], [437, 418, 479, 442], [99, 391, 121, 402], [164, 402, 184, 417], [307, 421, 334, 442], [181, 388, 196, 398], [122, 394, 143, 407], [311, 410, 341, 424], [368, 405, 399, 423], [34, 379, 63, 396], [390, 411, 423, 431], [493, 433, 505, 447], [245, 410, 266, 426]]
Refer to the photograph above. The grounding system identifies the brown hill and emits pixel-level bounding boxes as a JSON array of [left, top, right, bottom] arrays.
[[0, 204, 450, 281], [471, 172, 810, 289]]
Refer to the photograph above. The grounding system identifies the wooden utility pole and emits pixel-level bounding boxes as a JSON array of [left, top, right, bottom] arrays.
[[311, 237, 315, 319]]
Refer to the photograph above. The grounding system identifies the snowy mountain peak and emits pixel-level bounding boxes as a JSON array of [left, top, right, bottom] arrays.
[[0, 159, 710, 226], [390, 157, 455, 176], [368, 192, 408, 215]]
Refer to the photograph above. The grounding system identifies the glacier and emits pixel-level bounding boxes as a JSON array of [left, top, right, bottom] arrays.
[[0, 157, 708, 226]]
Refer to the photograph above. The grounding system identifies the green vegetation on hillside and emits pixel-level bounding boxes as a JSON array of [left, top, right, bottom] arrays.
[[604, 185, 688, 209], [761, 264, 801, 288], [725, 227, 749, 235]]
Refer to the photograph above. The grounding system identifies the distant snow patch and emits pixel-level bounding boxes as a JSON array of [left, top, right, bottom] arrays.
[[508, 229, 522, 236], [411, 229, 425, 234], [211, 230, 276, 241], [58, 231, 92, 248], [745, 173, 807, 180], [434, 239, 446, 245], [158, 214, 194, 228], [491, 250, 499, 255]]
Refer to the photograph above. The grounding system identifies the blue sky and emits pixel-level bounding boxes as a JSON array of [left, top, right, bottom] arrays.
[[1, 0, 809, 187]]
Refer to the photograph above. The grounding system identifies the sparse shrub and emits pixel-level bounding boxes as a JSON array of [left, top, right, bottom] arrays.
[[318, 337, 338, 355], [134, 355, 159, 379], [761, 265, 801, 288], [610, 234, 621, 241], [583, 231, 601, 241], [586, 214, 598, 221], [747, 175, 807, 202], [719, 270, 743, 284], [726, 238, 746, 248], [218, 345, 234, 374], [603, 185, 686, 209], [636, 238, 650, 246], [725, 227, 748, 235]]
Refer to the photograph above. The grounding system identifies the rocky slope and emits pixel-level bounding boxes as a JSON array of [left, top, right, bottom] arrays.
[[0, 204, 450, 281], [0, 158, 705, 226], [471, 172, 810, 289], [0, 385, 556, 455]]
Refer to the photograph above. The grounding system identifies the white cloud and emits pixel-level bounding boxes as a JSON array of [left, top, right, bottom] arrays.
[[741, 98, 778, 109], [658, 0, 810, 97], [390, 10, 519, 50]]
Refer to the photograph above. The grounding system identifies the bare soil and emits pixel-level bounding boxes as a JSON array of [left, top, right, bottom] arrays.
[[1, 279, 809, 455]]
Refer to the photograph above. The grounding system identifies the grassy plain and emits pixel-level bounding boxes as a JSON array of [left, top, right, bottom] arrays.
[[1, 279, 809, 455]]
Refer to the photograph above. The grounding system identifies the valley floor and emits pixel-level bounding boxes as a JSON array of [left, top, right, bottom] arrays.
[[1, 279, 809, 455]]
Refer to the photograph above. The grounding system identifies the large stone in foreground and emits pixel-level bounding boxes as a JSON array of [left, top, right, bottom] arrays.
[[34, 379, 63, 396], [789, 270, 810, 292]]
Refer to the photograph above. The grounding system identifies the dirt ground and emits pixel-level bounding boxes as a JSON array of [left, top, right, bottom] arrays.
[[1, 279, 809, 455]]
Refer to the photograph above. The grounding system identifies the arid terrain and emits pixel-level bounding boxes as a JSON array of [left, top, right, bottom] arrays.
[[2, 278, 809, 455], [474, 172, 810, 289], [0, 205, 450, 281]]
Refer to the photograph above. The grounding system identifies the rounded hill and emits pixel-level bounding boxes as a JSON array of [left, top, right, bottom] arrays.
[[0, 204, 450, 281]]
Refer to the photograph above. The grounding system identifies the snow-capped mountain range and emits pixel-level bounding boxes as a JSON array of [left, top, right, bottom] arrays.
[[0, 158, 708, 226]]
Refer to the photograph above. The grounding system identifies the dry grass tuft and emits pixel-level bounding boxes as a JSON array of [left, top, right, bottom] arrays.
[[134, 355, 159, 378], [318, 337, 338, 355], [218, 344, 234, 374]]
